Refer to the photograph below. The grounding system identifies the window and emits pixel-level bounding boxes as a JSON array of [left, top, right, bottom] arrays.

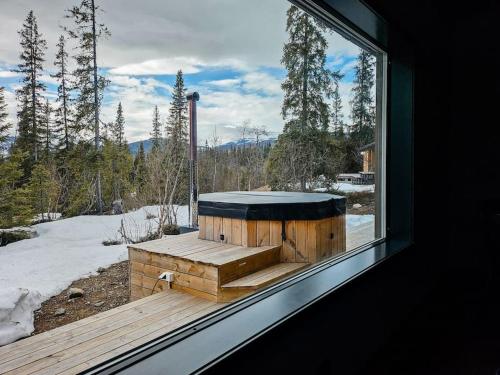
[[0, 0, 405, 373]]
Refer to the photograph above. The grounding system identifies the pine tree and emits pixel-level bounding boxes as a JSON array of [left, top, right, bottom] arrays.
[[267, 5, 332, 191], [350, 49, 375, 146], [41, 98, 52, 160], [52, 35, 73, 152], [0, 150, 33, 228], [331, 70, 345, 137], [165, 70, 188, 148], [65, 0, 110, 213], [280, 5, 332, 133], [112, 102, 125, 147], [151, 105, 162, 149], [165, 70, 188, 204], [14, 10, 47, 164], [0, 87, 11, 154]]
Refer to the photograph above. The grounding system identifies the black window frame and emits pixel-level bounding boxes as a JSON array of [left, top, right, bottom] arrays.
[[84, 0, 414, 373]]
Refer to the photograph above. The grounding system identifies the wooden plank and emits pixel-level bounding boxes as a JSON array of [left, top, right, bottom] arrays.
[[318, 218, 333, 261], [256, 220, 270, 246], [222, 217, 232, 244], [131, 271, 218, 296], [281, 220, 296, 262], [221, 263, 307, 290], [341, 214, 346, 251], [205, 216, 214, 241], [269, 220, 282, 246], [148, 255, 218, 280], [242, 220, 257, 247], [198, 215, 206, 239], [171, 284, 218, 302], [331, 216, 338, 255], [231, 219, 242, 246], [295, 220, 308, 262], [213, 216, 222, 242], [218, 246, 281, 284], [307, 220, 318, 263]]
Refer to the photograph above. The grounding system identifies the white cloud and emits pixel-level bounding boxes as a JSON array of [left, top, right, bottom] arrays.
[[197, 89, 283, 144], [109, 57, 203, 76], [241, 71, 282, 96], [109, 56, 249, 76], [0, 71, 20, 78], [101, 76, 172, 141], [203, 78, 241, 88]]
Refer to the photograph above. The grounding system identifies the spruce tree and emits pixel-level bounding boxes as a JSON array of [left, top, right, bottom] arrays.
[[350, 49, 375, 146], [151, 105, 162, 149], [280, 5, 332, 133], [331, 70, 345, 137], [0, 150, 33, 228], [41, 98, 52, 160], [14, 10, 47, 164], [165, 70, 188, 148], [112, 102, 125, 147], [165, 70, 188, 204], [52, 35, 73, 152], [65, 0, 110, 213], [267, 5, 332, 191], [0, 87, 11, 154]]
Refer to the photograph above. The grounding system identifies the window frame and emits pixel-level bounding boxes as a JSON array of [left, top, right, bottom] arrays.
[[83, 0, 414, 373]]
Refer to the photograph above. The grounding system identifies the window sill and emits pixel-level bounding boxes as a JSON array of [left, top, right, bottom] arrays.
[[87, 238, 412, 375]]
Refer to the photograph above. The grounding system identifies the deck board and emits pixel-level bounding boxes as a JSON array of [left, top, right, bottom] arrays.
[[221, 262, 308, 290], [0, 290, 224, 375]]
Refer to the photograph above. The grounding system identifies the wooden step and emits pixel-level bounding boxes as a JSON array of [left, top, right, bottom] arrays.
[[221, 262, 309, 291], [129, 233, 283, 301]]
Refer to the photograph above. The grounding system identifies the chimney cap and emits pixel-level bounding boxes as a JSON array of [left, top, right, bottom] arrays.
[[186, 92, 200, 101]]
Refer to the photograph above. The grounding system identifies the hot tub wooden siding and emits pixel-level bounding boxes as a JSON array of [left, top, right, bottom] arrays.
[[198, 215, 346, 264]]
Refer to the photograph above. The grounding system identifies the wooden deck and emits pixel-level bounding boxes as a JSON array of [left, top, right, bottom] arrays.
[[0, 290, 224, 375], [346, 220, 375, 250], [0, 222, 375, 374]]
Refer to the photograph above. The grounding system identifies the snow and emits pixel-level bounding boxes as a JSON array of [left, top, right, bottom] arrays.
[[0, 204, 373, 346], [331, 183, 374, 193], [0, 288, 41, 346], [346, 214, 374, 228], [0, 205, 188, 346]]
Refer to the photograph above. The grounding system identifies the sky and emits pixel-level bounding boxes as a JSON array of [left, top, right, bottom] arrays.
[[0, 0, 362, 144]]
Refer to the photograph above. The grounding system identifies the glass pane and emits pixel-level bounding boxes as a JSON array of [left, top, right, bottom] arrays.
[[0, 0, 385, 369]]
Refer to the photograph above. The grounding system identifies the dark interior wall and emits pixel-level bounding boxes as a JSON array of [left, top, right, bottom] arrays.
[[205, 1, 500, 373]]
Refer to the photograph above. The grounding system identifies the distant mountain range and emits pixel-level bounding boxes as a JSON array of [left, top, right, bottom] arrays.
[[128, 137, 276, 156], [2, 136, 275, 157]]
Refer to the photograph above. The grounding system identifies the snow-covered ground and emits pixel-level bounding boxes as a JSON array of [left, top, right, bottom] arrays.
[[0, 206, 373, 346], [315, 182, 375, 193]]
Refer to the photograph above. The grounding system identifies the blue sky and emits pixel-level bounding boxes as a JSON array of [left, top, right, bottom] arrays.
[[0, 0, 362, 144]]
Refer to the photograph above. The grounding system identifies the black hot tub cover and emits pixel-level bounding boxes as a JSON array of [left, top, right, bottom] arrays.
[[198, 191, 346, 221]]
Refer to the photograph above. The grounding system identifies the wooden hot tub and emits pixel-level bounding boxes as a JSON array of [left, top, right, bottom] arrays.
[[198, 191, 346, 264], [129, 191, 346, 303]]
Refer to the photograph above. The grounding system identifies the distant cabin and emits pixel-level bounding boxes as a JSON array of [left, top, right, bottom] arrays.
[[337, 142, 375, 185], [360, 142, 375, 173]]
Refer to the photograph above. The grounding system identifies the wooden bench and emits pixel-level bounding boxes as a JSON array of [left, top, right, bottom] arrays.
[[0, 290, 224, 375]]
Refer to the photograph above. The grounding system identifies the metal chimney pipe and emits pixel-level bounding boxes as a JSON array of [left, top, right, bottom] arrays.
[[187, 92, 200, 228]]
